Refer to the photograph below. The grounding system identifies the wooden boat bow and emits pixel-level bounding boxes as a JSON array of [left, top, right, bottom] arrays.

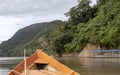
[[8, 49, 80, 75]]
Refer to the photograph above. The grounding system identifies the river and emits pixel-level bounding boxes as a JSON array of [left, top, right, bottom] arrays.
[[0, 57, 120, 75]]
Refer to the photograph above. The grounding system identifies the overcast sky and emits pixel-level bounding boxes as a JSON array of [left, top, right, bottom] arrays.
[[0, 0, 96, 43], [0, 0, 78, 43]]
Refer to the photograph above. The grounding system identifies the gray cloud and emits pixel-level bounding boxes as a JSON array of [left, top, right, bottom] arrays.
[[0, 0, 77, 42], [0, 0, 97, 42], [0, 0, 77, 16]]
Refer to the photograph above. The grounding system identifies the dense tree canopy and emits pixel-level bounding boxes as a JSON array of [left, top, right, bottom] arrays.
[[51, 0, 120, 55]]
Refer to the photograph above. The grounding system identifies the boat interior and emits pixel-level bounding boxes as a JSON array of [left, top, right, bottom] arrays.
[[11, 59, 65, 75]]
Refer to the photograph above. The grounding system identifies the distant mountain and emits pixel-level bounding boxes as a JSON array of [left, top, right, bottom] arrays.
[[0, 41, 1, 44], [0, 20, 63, 57]]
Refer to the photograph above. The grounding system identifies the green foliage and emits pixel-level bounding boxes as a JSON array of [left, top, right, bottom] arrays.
[[0, 0, 120, 57], [52, 32, 73, 56], [62, 0, 120, 53], [50, 22, 74, 56], [0, 20, 63, 56], [74, 0, 120, 49], [67, 0, 98, 25]]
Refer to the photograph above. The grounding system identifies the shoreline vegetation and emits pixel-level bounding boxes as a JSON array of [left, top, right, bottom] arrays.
[[0, 51, 120, 58], [0, 0, 120, 57]]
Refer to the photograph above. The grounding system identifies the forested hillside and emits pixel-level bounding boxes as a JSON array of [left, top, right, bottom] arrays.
[[50, 0, 120, 56], [0, 0, 120, 57], [0, 20, 63, 56]]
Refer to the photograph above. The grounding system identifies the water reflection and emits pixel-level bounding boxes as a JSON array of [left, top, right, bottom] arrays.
[[0, 57, 23, 75], [57, 57, 120, 75]]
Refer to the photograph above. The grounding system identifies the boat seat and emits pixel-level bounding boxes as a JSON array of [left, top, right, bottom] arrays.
[[20, 70, 64, 75], [40, 70, 65, 75]]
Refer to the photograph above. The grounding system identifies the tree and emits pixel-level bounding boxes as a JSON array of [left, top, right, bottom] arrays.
[[67, 0, 98, 25]]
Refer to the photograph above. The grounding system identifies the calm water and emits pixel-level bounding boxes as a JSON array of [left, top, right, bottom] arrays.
[[0, 57, 120, 75], [0, 57, 23, 75]]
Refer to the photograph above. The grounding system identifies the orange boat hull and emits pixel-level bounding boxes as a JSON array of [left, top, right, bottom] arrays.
[[8, 49, 80, 75]]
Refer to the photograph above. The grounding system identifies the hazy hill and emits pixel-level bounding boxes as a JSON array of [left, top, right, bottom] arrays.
[[0, 20, 63, 56], [1, 0, 120, 57]]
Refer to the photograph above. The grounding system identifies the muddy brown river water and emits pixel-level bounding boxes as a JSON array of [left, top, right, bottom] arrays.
[[0, 57, 120, 75]]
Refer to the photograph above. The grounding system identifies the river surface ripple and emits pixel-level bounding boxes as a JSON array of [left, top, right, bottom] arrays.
[[0, 57, 120, 75]]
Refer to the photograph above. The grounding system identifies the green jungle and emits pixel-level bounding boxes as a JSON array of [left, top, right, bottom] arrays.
[[0, 0, 120, 57]]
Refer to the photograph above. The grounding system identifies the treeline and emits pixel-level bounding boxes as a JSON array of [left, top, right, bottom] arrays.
[[50, 0, 120, 56], [0, 0, 120, 57]]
